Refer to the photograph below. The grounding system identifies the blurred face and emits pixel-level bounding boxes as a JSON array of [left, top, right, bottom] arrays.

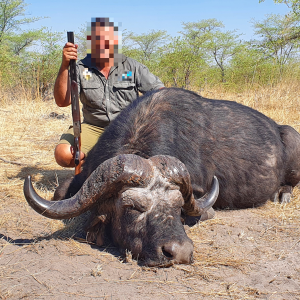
[[89, 23, 118, 66]]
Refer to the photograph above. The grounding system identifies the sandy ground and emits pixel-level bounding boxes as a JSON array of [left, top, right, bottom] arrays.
[[1, 189, 300, 299]]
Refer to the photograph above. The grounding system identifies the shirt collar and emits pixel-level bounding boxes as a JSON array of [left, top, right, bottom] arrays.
[[79, 54, 127, 70]]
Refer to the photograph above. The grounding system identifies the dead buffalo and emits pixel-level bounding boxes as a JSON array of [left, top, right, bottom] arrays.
[[24, 88, 300, 266]]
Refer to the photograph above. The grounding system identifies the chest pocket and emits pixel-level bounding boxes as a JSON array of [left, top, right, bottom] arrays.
[[81, 77, 101, 89], [112, 81, 137, 110], [80, 76, 104, 108]]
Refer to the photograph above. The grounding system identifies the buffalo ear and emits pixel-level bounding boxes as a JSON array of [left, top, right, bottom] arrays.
[[85, 214, 109, 246], [53, 174, 86, 201], [53, 177, 74, 201]]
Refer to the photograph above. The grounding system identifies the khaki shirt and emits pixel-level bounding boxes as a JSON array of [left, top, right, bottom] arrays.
[[76, 54, 164, 127]]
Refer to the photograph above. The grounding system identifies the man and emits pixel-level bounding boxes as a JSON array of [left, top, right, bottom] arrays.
[[54, 17, 164, 168]]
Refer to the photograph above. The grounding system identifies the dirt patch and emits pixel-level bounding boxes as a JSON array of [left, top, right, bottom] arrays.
[[1, 189, 300, 299]]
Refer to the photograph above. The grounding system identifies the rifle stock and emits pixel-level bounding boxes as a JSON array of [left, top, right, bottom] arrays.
[[67, 32, 82, 175]]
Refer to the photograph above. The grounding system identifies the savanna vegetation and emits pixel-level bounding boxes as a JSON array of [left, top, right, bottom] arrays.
[[1, 0, 300, 102]]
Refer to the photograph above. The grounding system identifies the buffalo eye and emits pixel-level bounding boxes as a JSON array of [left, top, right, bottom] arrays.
[[129, 205, 147, 213], [123, 202, 147, 213], [121, 189, 150, 213], [121, 196, 147, 213]]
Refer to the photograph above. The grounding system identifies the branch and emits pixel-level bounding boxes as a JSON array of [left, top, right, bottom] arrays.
[[284, 30, 300, 41], [0, 157, 28, 166]]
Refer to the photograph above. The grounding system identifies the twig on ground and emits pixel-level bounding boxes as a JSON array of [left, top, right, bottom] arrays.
[[0, 157, 49, 167], [0, 157, 27, 166], [290, 238, 300, 249]]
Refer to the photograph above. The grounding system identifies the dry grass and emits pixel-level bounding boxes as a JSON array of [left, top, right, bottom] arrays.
[[0, 95, 71, 238], [0, 83, 300, 299]]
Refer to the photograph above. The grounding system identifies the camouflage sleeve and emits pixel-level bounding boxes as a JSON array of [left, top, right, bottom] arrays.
[[136, 63, 164, 94]]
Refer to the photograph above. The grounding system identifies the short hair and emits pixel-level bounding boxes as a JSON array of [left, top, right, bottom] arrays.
[[91, 17, 118, 31]]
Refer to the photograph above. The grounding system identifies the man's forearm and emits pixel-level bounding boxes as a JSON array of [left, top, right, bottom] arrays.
[[54, 64, 71, 107]]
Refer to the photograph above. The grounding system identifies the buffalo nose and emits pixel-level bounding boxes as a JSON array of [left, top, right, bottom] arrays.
[[161, 240, 193, 264]]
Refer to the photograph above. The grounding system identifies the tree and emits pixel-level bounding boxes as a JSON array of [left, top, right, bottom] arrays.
[[260, 0, 300, 15], [119, 29, 133, 52], [159, 19, 225, 88], [180, 19, 224, 38], [251, 14, 300, 70], [3, 28, 63, 98], [259, 0, 300, 41], [0, 1, 56, 100], [159, 37, 206, 88], [180, 19, 224, 57], [75, 23, 88, 60], [0, 0, 41, 45], [125, 30, 169, 64], [229, 43, 272, 89], [206, 30, 242, 82], [34, 29, 63, 98], [8, 29, 43, 55]]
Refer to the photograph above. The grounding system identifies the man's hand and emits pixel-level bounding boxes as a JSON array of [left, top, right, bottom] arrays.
[[54, 43, 78, 107], [61, 42, 78, 69]]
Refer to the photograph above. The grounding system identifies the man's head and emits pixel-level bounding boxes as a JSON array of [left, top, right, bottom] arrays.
[[87, 17, 120, 67]]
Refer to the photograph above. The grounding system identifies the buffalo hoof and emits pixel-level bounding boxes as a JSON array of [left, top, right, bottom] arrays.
[[280, 192, 291, 204], [272, 185, 293, 204], [272, 192, 280, 203]]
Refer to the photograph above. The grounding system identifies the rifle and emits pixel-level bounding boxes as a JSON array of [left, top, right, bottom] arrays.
[[67, 32, 82, 175]]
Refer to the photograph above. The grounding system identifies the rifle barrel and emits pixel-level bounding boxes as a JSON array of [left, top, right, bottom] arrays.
[[67, 31, 82, 175]]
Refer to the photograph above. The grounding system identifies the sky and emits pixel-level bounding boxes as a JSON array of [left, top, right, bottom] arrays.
[[24, 0, 289, 42]]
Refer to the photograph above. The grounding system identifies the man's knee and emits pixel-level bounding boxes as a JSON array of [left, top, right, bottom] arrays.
[[54, 144, 85, 168], [54, 144, 74, 168]]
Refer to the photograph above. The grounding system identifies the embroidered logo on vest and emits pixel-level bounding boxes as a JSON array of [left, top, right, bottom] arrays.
[[122, 71, 132, 81], [83, 68, 92, 80]]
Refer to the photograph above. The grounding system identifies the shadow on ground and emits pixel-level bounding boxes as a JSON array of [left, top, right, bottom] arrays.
[[11, 166, 74, 191]]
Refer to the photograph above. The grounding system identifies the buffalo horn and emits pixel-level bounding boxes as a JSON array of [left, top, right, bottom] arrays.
[[184, 176, 219, 216], [23, 154, 152, 219]]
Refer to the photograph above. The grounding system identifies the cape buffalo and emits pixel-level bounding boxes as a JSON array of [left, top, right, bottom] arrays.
[[24, 88, 300, 266]]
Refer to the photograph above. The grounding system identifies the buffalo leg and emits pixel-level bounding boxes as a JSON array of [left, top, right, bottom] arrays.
[[280, 185, 293, 203], [272, 185, 293, 203]]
